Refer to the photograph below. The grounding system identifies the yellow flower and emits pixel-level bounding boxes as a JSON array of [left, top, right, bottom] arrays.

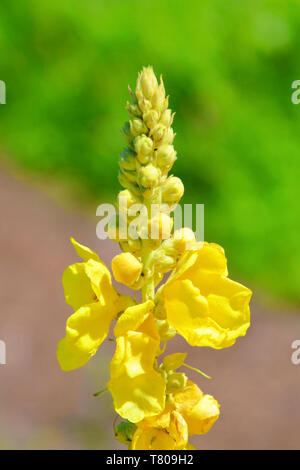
[[57, 238, 126, 371], [162, 242, 252, 349], [132, 380, 220, 450], [107, 301, 166, 423]]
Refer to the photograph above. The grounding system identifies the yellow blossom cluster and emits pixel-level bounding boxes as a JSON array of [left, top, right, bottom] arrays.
[[57, 67, 252, 450]]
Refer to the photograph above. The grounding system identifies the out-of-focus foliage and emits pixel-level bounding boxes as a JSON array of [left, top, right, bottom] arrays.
[[0, 0, 299, 302]]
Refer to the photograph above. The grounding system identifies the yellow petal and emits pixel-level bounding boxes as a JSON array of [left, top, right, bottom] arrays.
[[70, 237, 99, 262], [182, 394, 220, 436], [62, 263, 96, 311], [110, 331, 161, 379], [84, 258, 119, 306], [173, 380, 203, 409], [164, 276, 251, 349], [132, 427, 176, 450], [107, 371, 166, 423], [57, 302, 116, 371], [114, 301, 155, 338]]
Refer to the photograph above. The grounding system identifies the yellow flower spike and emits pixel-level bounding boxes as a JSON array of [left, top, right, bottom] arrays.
[[111, 252, 142, 287], [107, 301, 165, 423], [58, 68, 252, 450]]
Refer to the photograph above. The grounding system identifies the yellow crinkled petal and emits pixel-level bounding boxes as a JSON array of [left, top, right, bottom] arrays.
[[132, 427, 176, 450], [114, 301, 155, 338], [173, 380, 203, 409], [110, 331, 161, 379], [70, 237, 99, 262], [57, 302, 117, 371], [108, 371, 166, 423], [180, 242, 228, 279], [62, 263, 96, 311], [181, 394, 220, 436], [164, 276, 251, 348]]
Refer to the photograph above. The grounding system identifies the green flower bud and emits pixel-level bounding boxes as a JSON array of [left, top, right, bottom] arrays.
[[134, 134, 153, 164], [130, 118, 148, 137], [156, 319, 177, 342], [143, 109, 159, 129], [137, 66, 158, 100], [118, 148, 137, 171], [166, 372, 187, 393], [138, 97, 152, 114], [155, 145, 177, 171], [153, 251, 176, 273], [137, 164, 160, 189], [162, 176, 184, 203]]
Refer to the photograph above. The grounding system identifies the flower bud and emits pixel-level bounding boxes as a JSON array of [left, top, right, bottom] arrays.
[[151, 82, 166, 110], [166, 372, 187, 393], [161, 127, 175, 145], [153, 251, 176, 273], [155, 145, 177, 171], [138, 97, 152, 114], [137, 66, 158, 100], [134, 134, 153, 164], [143, 109, 159, 129], [156, 319, 177, 342], [173, 227, 196, 253], [150, 124, 166, 142], [126, 101, 142, 118], [118, 171, 140, 196], [162, 176, 184, 203], [112, 252, 142, 287], [130, 118, 148, 137], [160, 109, 174, 127], [117, 189, 139, 215], [118, 148, 137, 171], [137, 164, 160, 189]]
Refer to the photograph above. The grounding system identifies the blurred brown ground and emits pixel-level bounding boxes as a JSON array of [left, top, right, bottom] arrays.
[[0, 169, 299, 450]]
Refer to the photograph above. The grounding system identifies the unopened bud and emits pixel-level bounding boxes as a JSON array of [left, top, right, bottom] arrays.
[[156, 319, 177, 342], [155, 145, 177, 171], [126, 101, 142, 118], [117, 190, 139, 215], [161, 127, 175, 145], [150, 124, 166, 142], [160, 109, 173, 127], [118, 171, 140, 196], [137, 164, 160, 189], [112, 252, 142, 287], [166, 372, 187, 393], [137, 66, 158, 100], [151, 81, 166, 110], [173, 227, 196, 253], [130, 118, 148, 137], [143, 109, 159, 129], [134, 134, 153, 164], [118, 148, 137, 171], [162, 176, 184, 203]]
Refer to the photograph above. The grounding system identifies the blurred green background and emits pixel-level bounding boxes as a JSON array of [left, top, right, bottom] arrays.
[[1, 0, 300, 452], [0, 0, 299, 302]]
